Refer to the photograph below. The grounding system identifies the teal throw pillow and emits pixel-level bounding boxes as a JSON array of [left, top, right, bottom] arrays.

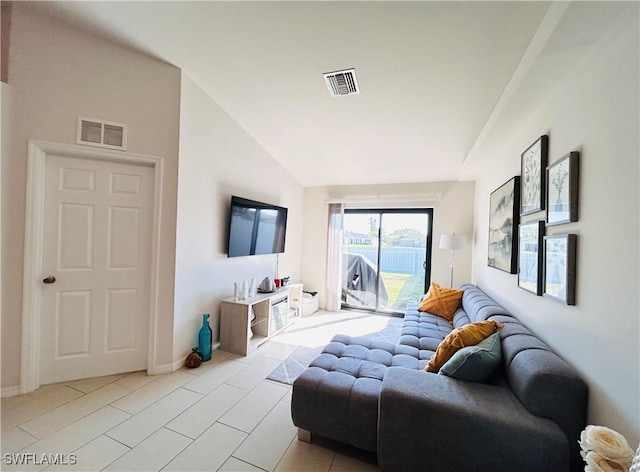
[[438, 333, 502, 382]]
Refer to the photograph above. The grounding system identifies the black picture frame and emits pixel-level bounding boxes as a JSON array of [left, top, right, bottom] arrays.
[[488, 176, 520, 274], [518, 221, 544, 295], [544, 233, 577, 305], [547, 151, 579, 226], [521, 135, 548, 216]]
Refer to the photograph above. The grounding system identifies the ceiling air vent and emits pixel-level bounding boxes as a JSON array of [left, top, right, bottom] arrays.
[[77, 117, 127, 151], [323, 68, 360, 97]]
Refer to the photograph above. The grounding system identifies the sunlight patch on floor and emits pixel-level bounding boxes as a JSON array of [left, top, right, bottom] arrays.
[[272, 310, 401, 349]]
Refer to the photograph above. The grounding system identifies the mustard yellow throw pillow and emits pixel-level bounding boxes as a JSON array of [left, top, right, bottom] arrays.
[[418, 282, 464, 321], [424, 320, 504, 373]]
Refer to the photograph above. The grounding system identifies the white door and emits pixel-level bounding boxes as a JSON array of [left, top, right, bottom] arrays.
[[40, 154, 153, 384]]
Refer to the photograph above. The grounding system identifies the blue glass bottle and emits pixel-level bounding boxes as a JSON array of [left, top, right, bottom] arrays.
[[198, 313, 212, 361]]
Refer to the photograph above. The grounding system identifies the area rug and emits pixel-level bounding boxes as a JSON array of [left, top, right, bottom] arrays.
[[266, 345, 324, 385]]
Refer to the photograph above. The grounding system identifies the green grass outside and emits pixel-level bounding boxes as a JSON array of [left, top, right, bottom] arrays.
[[381, 273, 425, 312]]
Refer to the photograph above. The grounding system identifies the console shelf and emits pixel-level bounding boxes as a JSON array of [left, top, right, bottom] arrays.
[[220, 284, 303, 356]]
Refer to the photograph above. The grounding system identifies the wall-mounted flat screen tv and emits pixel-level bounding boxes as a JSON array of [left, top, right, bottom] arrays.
[[227, 196, 288, 257]]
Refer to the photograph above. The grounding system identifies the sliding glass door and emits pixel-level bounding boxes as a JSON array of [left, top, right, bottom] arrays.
[[341, 209, 433, 315]]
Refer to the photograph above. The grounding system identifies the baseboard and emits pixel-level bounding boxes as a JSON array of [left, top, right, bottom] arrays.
[[171, 357, 185, 372], [150, 342, 222, 375], [147, 362, 175, 375], [1, 385, 20, 398]]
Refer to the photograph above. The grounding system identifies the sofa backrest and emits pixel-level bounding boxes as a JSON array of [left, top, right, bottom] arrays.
[[458, 284, 588, 472], [457, 283, 510, 326]]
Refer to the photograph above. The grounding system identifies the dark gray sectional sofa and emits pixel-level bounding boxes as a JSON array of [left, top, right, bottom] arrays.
[[291, 284, 588, 472]]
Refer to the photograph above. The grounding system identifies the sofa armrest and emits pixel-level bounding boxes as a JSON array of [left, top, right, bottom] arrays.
[[378, 367, 570, 472]]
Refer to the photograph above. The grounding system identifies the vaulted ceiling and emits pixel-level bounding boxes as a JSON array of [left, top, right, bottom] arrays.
[[23, 2, 622, 187]]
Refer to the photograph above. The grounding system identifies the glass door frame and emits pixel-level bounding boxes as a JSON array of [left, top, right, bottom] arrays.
[[341, 207, 434, 315]]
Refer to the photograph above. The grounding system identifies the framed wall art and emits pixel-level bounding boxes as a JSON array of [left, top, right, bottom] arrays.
[[488, 176, 520, 274], [544, 233, 577, 305], [547, 151, 579, 226], [521, 135, 548, 216], [517, 221, 544, 295]]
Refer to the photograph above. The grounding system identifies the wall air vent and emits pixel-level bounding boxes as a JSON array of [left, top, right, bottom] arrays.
[[323, 68, 360, 97], [77, 117, 127, 151]]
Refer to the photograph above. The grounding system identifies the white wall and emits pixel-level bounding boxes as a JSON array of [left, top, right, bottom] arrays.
[[173, 74, 304, 363], [302, 181, 475, 309], [1, 5, 181, 388], [470, 5, 639, 445]]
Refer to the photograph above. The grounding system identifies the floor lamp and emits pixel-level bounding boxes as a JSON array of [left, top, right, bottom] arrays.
[[439, 233, 466, 288]]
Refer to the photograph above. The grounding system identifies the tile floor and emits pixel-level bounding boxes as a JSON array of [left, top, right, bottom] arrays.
[[1, 311, 402, 471]]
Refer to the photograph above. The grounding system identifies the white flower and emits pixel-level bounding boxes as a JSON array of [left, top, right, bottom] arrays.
[[631, 443, 640, 472], [580, 425, 634, 470], [584, 451, 627, 472]]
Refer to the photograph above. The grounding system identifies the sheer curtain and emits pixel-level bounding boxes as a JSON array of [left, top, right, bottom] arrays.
[[325, 203, 344, 312]]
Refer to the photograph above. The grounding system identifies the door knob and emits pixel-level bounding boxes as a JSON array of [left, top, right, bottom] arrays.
[[43, 276, 56, 284]]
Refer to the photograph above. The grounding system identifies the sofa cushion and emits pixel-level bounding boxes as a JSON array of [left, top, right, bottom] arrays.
[[400, 305, 453, 354], [425, 320, 504, 373], [418, 282, 464, 321], [292, 366, 382, 452], [291, 334, 423, 453], [439, 333, 502, 382]]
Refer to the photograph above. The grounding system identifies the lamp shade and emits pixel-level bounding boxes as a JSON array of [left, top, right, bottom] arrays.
[[439, 234, 466, 250]]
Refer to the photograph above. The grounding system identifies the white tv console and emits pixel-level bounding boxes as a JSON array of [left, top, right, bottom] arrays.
[[220, 283, 303, 356]]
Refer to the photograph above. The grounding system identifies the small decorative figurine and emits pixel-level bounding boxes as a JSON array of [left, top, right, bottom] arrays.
[[185, 347, 203, 368]]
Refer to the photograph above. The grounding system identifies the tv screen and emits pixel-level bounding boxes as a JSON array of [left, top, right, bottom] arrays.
[[227, 196, 288, 257]]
